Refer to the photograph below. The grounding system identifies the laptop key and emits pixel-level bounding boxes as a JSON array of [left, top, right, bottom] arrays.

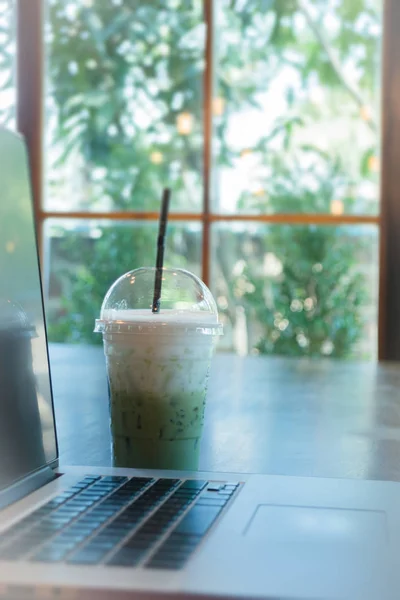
[[45, 540, 77, 553], [45, 498, 66, 508], [206, 484, 223, 492], [66, 553, 101, 566], [35, 522, 64, 534], [84, 539, 115, 551], [156, 548, 191, 561], [95, 534, 126, 546], [66, 501, 95, 510], [32, 548, 70, 563], [55, 533, 87, 544], [69, 484, 89, 490], [157, 479, 180, 487], [55, 506, 81, 514], [180, 480, 207, 491], [74, 494, 103, 502], [62, 504, 87, 513], [146, 536, 202, 570], [173, 489, 199, 496], [62, 528, 95, 540], [58, 491, 76, 498], [125, 537, 155, 550], [174, 505, 222, 536], [88, 487, 115, 495], [164, 533, 202, 547], [90, 509, 116, 517], [46, 511, 69, 523], [147, 559, 186, 570], [196, 498, 227, 507], [67, 548, 108, 565], [101, 476, 128, 483], [77, 519, 106, 529], [107, 548, 144, 567]]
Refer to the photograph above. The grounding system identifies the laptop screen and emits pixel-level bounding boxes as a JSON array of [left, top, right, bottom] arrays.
[[0, 129, 58, 491]]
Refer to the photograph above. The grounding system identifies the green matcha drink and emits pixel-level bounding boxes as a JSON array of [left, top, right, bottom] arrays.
[[95, 268, 222, 470]]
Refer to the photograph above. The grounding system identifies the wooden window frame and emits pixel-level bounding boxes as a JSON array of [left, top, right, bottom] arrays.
[[17, 0, 391, 357]]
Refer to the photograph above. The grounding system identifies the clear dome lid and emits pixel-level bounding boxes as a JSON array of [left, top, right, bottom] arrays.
[[94, 267, 223, 336]]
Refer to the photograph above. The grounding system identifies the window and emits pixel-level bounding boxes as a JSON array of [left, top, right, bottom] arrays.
[[0, 0, 15, 128], [22, 0, 385, 359], [212, 0, 380, 357]]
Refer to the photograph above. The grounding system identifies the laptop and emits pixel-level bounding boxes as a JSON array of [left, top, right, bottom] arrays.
[[0, 126, 397, 600]]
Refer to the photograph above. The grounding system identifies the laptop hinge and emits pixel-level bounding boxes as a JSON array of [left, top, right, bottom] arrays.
[[0, 466, 56, 511]]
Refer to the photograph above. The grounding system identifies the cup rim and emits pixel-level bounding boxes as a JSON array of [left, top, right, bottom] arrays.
[[94, 319, 223, 336]]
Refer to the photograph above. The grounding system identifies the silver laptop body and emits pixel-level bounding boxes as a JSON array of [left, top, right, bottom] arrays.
[[0, 128, 397, 600]]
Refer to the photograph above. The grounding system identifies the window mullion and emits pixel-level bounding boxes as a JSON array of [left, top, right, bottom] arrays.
[[202, 0, 214, 287], [16, 0, 44, 263]]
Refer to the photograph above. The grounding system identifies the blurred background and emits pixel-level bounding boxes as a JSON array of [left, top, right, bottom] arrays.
[[0, 0, 381, 359]]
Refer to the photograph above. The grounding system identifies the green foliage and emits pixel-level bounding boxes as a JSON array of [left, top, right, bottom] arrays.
[[0, 0, 15, 127], [40, 0, 380, 358], [48, 224, 200, 343], [247, 230, 367, 358], [47, 0, 204, 211], [215, 148, 371, 358]]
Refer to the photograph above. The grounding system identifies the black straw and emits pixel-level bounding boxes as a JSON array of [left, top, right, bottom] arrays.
[[152, 188, 171, 313]]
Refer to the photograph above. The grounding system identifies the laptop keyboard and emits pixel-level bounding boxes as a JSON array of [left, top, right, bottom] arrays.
[[0, 476, 239, 570]]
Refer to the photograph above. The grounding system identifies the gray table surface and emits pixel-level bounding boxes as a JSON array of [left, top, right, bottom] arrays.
[[48, 344, 400, 481]]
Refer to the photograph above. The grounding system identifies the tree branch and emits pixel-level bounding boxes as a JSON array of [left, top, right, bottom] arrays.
[[297, 0, 377, 132], [215, 238, 238, 329]]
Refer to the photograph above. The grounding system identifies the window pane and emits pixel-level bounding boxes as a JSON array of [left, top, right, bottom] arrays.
[[0, 0, 15, 128], [44, 219, 201, 343], [45, 0, 204, 212], [214, 0, 381, 216], [212, 223, 378, 359]]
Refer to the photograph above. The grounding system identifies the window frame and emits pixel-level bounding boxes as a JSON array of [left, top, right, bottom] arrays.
[[17, 0, 389, 358]]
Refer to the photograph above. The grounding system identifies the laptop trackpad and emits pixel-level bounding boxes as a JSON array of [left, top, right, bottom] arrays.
[[245, 505, 387, 547]]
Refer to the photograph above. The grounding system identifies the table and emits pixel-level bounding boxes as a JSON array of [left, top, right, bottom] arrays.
[[48, 344, 400, 481]]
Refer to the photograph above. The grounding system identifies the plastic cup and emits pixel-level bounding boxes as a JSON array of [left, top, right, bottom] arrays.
[[95, 268, 222, 470]]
